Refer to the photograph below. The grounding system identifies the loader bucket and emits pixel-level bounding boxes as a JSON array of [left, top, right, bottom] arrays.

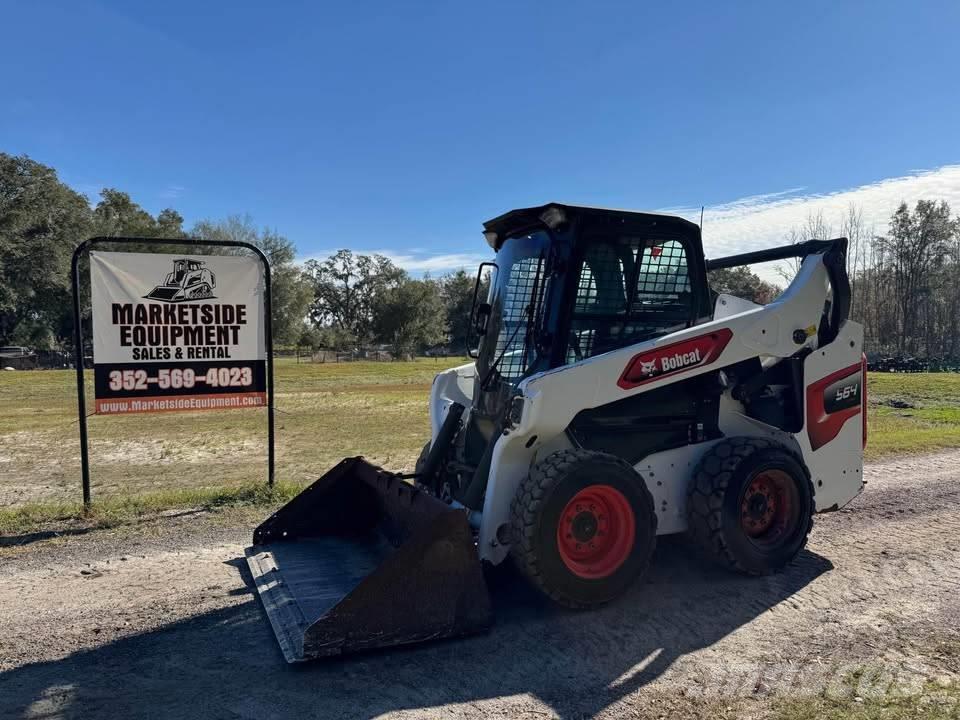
[[245, 457, 493, 662], [144, 286, 180, 301]]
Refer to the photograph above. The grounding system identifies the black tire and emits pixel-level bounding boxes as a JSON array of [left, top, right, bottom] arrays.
[[686, 437, 814, 575], [510, 449, 657, 609]]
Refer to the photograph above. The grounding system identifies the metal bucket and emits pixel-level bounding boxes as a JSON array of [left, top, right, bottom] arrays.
[[144, 286, 180, 301], [246, 457, 492, 662]]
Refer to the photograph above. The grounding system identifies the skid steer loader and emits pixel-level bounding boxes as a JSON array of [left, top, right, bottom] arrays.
[[247, 203, 866, 662], [144, 258, 216, 302]]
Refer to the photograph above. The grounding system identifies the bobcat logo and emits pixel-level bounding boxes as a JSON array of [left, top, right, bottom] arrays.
[[632, 347, 704, 380], [620, 329, 733, 390], [638, 358, 659, 377]]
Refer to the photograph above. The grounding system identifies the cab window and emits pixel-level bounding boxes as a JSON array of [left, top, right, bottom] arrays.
[[566, 237, 693, 363]]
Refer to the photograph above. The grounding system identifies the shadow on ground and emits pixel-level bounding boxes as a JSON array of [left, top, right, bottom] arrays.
[[0, 538, 832, 719], [0, 527, 98, 548]]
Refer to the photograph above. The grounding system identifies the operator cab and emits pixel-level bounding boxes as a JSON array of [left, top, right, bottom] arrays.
[[170, 259, 188, 284], [471, 204, 711, 413], [169, 259, 206, 285]]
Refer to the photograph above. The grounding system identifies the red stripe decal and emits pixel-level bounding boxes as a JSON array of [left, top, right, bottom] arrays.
[[861, 353, 868, 449], [618, 328, 733, 389], [806, 361, 863, 451]]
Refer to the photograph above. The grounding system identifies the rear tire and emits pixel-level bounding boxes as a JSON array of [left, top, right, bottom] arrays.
[[510, 449, 657, 609], [686, 437, 814, 575]]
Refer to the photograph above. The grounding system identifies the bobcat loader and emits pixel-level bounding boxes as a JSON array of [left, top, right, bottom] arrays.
[[247, 204, 866, 662]]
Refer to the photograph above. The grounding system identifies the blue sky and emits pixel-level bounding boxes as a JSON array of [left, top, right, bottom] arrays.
[[4, 1, 960, 275]]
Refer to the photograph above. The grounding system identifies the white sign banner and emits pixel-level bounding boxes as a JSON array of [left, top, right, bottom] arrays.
[[89, 251, 267, 415]]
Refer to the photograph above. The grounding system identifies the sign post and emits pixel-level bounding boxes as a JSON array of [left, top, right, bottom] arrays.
[[71, 237, 275, 506]]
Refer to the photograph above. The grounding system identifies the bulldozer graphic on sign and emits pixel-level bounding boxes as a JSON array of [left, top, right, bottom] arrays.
[[144, 259, 216, 302]]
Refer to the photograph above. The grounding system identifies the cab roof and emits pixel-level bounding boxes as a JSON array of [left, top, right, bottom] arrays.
[[482, 203, 700, 250]]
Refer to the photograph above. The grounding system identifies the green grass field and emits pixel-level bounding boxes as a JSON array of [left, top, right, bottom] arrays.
[[1, 363, 959, 534], [866, 373, 960, 457]]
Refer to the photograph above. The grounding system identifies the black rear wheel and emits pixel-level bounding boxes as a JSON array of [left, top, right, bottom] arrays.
[[686, 437, 814, 575], [510, 449, 657, 609]]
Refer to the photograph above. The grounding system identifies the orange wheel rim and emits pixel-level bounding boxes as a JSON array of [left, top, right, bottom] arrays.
[[739, 469, 797, 545], [556, 485, 635, 579]]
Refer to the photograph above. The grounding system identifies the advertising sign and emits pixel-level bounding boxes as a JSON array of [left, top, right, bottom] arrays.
[[90, 251, 267, 414]]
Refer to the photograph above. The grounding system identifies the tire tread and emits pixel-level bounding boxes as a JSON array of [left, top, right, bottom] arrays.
[[686, 437, 814, 575], [510, 448, 657, 609]]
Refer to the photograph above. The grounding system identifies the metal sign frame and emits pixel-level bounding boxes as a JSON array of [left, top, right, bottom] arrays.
[[71, 236, 275, 506]]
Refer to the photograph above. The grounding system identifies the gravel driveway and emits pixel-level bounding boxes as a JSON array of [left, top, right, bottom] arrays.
[[2, 451, 959, 719]]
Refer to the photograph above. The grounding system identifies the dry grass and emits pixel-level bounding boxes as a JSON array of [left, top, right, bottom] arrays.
[[1, 364, 958, 535], [0, 357, 464, 509], [0, 481, 304, 539], [772, 675, 960, 720]]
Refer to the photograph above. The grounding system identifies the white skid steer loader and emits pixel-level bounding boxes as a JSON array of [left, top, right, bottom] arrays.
[[247, 204, 866, 662]]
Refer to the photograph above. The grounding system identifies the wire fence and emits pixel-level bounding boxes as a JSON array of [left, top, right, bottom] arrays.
[[273, 348, 463, 363]]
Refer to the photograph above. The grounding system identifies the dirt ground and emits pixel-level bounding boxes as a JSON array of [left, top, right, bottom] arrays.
[[1, 451, 959, 719]]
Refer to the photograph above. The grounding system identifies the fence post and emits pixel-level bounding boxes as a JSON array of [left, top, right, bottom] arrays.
[[71, 240, 92, 508]]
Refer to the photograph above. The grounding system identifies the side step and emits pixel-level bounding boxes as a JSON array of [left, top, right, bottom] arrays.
[[246, 458, 493, 662]]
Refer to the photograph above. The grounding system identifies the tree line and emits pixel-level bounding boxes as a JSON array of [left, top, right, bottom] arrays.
[[757, 200, 960, 358], [705, 200, 960, 360], [0, 153, 482, 359], [4, 151, 960, 361]]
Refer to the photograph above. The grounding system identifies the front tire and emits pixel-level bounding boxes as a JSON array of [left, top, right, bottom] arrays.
[[510, 449, 657, 609], [686, 437, 814, 575]]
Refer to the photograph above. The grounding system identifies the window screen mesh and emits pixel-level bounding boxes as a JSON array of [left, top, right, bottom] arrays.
[[494, 255, 545, 381], [566, 238, 692, 363], [573, 244, 626, 315], [633, 240, 690, 304]]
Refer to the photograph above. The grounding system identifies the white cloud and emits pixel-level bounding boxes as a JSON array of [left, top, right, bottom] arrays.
[[667, 164, 960, 282], [372, 251, 492, 273], [159, 184, 185, 200], [299, 249, 492, 275], [298, 165, 960, 284]]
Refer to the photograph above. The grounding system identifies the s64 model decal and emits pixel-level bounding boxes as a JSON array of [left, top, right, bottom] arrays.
[[618, 328, 733, 389], [824, 373, 861, 413], [806, 362, 863, 451]]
